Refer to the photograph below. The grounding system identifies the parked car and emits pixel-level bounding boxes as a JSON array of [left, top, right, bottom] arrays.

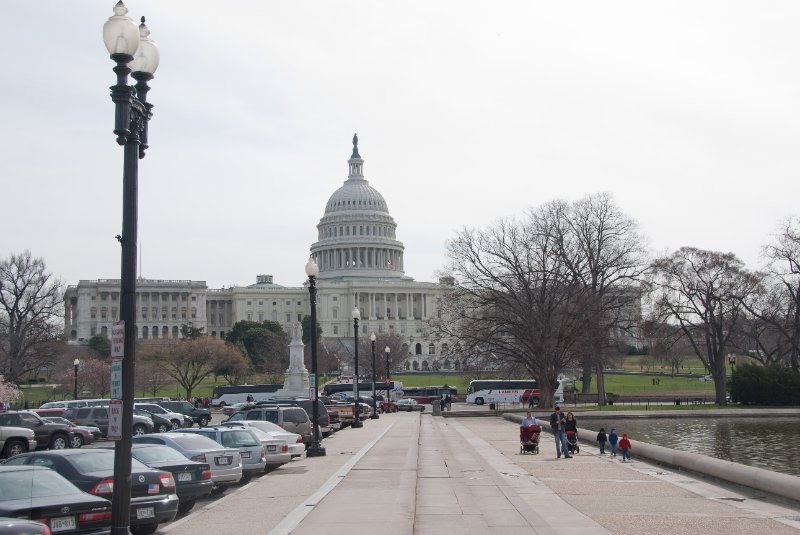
[[158, 400, 212, 428], [379, 400, 398, 413], [221, 402, 250, 417], [129, 444, 213, 515], [221, 420, 305, 457], [397, 399, 425, 412], [0, 411, 73, 450], [0, 426, 36, 459], [226, 406, 313, 443], [262, 398, 332, 437], [219, 423, 291, 468], [63, 406, 153, 437], [40, 417, 97, 448], [134, 408, 175, 434], [0, 465, 112, 534], [180, 427, 266, 480], [131, 432, 242, 494], [134, 403, 192, 429], [2, 449, 178, 535], [0, 517, 52, 534]]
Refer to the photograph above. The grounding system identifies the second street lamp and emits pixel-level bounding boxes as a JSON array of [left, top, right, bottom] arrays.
[[370, 332, 379, 419], [305, 256, 326, 457], [73, 359, 80, 400], [351, 307, 363, 428], [385, 346, 391, 383]]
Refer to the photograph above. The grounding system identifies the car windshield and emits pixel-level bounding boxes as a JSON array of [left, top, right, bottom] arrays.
[[133, 446, 188, 463], [42, 417, 71, 425], [70, 452, 149, 473], [221, 430, 260, 448], [0, 469, 81, 501], [171, 434, 221, 450]]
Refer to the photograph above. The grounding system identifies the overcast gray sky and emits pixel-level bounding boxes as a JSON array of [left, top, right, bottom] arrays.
[[3, 1, 798, 289]]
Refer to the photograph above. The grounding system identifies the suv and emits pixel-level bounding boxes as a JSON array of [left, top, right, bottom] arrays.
[[64, 406, 154, 437], [158, 401, 212, 428], [0, 425, 37, 458], [226, 406, 312, 443], [0, 411, 73, 450], [263, 398, 332, 437]]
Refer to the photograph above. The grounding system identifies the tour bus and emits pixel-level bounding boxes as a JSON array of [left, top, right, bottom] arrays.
[[465, 379, 564, 405], [401, 386, 458, 404], [322, 381, 404, 402], [210, 384, 283, 407]]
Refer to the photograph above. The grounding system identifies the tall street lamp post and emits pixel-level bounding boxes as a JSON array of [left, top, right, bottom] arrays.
[[103, 3, 159, 533], [351, 307, 363, 428], [305, 257, 326, 457], [73, 359, 80, 400], [369, 333, 379, 419], [385, 345, 391, 384]]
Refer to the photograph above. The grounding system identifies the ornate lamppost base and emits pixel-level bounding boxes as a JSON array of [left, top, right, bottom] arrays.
[[307, 443, 327, 457], [370, 412, 380, 420], [351, 419, 364, 428]]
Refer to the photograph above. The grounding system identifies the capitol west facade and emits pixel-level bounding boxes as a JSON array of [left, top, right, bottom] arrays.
[[64, 137, 457, 372]]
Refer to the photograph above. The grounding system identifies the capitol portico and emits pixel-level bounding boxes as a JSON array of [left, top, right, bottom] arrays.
[[64, 136, 455, 372]]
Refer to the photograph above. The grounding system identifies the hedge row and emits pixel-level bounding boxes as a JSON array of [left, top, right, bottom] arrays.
[[728, 363, 800, 405]]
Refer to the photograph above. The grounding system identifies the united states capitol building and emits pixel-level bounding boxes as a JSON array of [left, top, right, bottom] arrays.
[[64, 136, 459, 372]]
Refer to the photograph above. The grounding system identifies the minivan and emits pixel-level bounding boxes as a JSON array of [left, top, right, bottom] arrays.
[[64, 406, 154, 437], [262, 398, 333, 437], [226, 406, 312, 444]]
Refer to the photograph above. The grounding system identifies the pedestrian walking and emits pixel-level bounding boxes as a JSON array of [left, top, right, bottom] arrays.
[[549, 405, 571, 459], [596, 427, 607, 454], [521, 411, 537, 426], [619, 432, 632, 461], [608, 427, 619, 457]]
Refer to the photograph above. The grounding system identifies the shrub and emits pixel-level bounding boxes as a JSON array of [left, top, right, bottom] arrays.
[[729, 363, 800, 405]]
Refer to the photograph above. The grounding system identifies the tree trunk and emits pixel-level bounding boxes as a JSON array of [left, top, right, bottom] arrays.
[[580, 357, 593, 393], [596, 365, 606, 406]]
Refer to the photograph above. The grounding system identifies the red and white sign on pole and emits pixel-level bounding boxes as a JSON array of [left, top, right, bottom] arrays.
[[107, 399, 123, 441], [110, 321, 125, 361]]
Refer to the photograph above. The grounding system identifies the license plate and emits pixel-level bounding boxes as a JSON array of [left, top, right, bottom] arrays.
[[177, 472, 192, 481], [241, 451, 250, 459], [216, 456, 231, 465], [267, 445, 277, 452], [50, 516, 76, 532], [136, 507, 155, 520]]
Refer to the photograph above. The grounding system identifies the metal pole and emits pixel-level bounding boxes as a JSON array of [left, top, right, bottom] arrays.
[[370, 339, 378, 419], [352, 316, 363, 428], [73, 363, 79, 401], [306, 275, 325, 457]]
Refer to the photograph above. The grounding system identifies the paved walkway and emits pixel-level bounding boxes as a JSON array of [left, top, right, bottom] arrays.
[[161, 412, 800, 535]]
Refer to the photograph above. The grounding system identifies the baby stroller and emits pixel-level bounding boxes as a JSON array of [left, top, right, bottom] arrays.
[[566, 430, 580, 454], [520, 424, 541, 454]]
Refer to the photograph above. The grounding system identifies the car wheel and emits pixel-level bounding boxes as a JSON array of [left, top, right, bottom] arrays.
[[475, 397, 484, 405], [199, 416, 210, 427], [211, 485, 226, 495], [133, 424, 147, 436], [50, 434, 68, 450], [70, 434, 84, 448], [157, 423, 169, 433], [177, 499, 196, 516], [130, 523, 158, 535], [171, 419, 182, 429], [3, 439, 27, 457]]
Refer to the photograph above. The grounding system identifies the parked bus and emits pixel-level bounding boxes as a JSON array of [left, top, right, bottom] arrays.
[[465, 379, 563, 405], [322, 381, 404, 401], [210, 384, 283, 407], [401, 386, 458, 404]]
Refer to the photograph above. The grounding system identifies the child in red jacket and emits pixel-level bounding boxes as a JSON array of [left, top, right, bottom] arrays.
[[619, 432, 632, 461]]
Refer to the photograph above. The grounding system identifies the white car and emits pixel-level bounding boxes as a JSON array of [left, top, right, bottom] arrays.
[[221, 420, 306, 457], [397, 399, 425, 412]]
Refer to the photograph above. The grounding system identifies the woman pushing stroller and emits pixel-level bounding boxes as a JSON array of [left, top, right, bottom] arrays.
[[520, 411, 541, 454], [565, 411, 579, 454]]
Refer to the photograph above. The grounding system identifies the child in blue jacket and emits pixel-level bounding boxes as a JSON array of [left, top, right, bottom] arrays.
[[608, 427, 619, 457]]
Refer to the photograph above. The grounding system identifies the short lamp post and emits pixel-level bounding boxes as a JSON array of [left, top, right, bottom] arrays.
[[385, 345, 391, 383], [73, 359, 80, 400], [351, 308, 363, 428], [305, 256, 326, 457], [369, 333, 379, 419], [728, 355, 736, 374], [103, 3, 159, 533]]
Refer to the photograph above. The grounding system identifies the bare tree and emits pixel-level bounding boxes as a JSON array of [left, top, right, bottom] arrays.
[[0, 251, 64, 383], [647, 247, 761, 404], [549, 193, 647, 404], [437, 208, 591, 408], [140, 337, 247, 399], [135, 354, 173, 397]]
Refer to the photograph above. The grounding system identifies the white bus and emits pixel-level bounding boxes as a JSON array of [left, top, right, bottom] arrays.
[[465, 379, 564, 405], [210, 384, 283, 407]]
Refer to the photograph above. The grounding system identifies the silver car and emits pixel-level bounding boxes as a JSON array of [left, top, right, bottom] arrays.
[[221, 423, 291, 468], [180, 427, 266, 480], [221, 420, 305, 457], [132, 432, 242, 494]]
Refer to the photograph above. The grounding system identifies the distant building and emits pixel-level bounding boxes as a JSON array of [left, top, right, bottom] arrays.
[[64, 136, 457, 371]]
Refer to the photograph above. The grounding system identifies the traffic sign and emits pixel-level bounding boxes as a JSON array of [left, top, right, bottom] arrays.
[[111, 321, 125, 360], [110, 360, 123, 400], [107, 400, 123, 441]]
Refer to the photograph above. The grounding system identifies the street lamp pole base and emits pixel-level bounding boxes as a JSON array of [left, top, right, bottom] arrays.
[[370, 412, 379, 419], [306, 443, 327, 457], [351, 420, 364, 428]]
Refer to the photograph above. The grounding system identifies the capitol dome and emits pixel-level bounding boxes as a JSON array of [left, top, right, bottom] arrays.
[[310, 135, 408, 280]]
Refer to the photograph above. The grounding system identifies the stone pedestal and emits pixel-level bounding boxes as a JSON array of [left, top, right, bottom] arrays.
[[275, 322, 310, 397]]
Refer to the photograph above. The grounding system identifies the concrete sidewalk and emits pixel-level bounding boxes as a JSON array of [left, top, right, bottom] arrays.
[[160, 412, 800, 534]]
